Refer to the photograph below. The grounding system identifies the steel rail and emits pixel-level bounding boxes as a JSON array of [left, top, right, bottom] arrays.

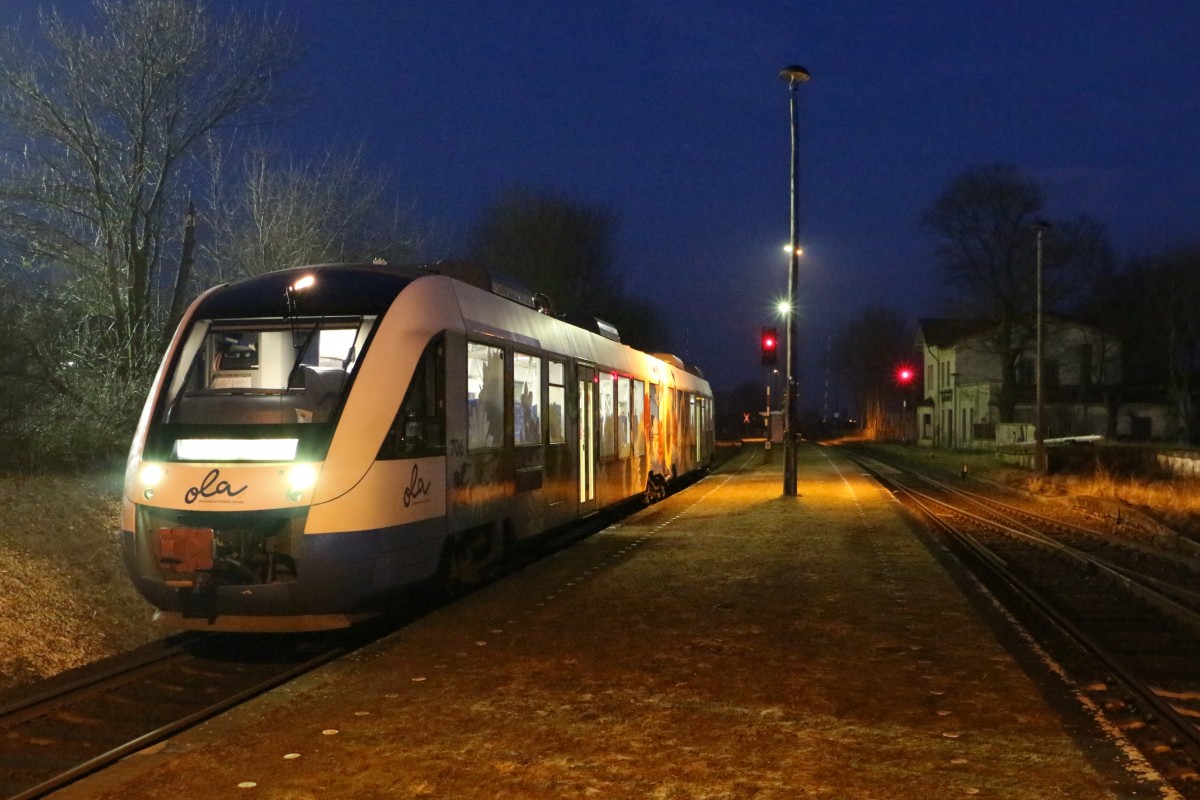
[[858, 461, 1200, 767], [4, 642, 348, 800], [0, 637, 201, 721], [918, 470, 1200, 571], [896, 475, 1200, 631]]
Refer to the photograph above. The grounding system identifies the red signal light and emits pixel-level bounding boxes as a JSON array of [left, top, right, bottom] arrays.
[[896, 366, 914, 384], [761, 327, 778, 366]]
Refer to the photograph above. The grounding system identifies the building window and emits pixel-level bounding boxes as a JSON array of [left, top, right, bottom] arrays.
[[1045, 359, 1060, 388], [1017, 357, 1034, 387], [1079, 344, 1094, 389]]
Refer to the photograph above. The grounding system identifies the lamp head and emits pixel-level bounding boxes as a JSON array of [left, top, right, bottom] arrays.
[[779, 65, 811, 86]]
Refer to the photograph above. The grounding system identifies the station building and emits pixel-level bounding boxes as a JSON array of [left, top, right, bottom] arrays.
[[914, 317, 1174, 451]]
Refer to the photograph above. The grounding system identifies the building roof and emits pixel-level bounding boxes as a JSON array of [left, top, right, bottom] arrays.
[[916, 318, 995, 348]]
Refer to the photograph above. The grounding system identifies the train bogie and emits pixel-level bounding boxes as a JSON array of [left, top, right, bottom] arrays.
[[122, 262, 714, 632]]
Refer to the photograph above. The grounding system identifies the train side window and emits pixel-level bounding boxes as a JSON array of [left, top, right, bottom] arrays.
[[467, 341, 505, 450], [513, 351, 542, 446], [599, 372, 615, 458], [617, 376, 631, 458], [686, 393, 696, 450], [547, 360, 566, 444], [649, 383, 659, 429], [378, 336, 445, 460], [632, 379, 644, 457]]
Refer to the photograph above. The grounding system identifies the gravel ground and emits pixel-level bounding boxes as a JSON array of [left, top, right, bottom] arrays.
[[64, 444, 1143, 800]]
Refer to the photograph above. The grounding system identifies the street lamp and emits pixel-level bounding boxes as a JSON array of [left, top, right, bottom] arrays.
[[1032, 220, 1051, 475], [779, 64, 809, 497]]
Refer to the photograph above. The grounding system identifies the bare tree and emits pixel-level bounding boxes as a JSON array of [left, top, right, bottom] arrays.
[[0, 0, 298, 463], [1154, 250, 1200, 441], [201, 141, 422, 283], [469, 188, 619, 313], [468, 187, 668, 352], [0, 0, 299, 354], [833, 307, 913, 439], [1103, 249, 1200, 442], [921, 162, 1113, 421]]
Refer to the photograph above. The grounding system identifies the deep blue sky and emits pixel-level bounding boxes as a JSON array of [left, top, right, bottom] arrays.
[[5, 2, 1199, 395]]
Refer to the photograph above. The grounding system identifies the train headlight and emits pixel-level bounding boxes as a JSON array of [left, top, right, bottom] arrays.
[[139, 463, 163, 500], [287, 464, 318, 502]]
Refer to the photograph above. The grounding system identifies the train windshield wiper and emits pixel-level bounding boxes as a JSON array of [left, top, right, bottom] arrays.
[[286, 318, 325, 389]]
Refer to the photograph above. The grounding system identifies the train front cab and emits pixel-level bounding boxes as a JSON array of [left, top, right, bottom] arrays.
[[121, 265, 447, 632]]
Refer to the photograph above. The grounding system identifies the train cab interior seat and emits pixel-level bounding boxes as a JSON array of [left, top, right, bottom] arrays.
[[300, 365, 347, 422]]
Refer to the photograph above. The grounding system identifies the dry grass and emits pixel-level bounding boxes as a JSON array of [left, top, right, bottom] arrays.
[[0, 469, 158, 691], [1041, 469, 1200, 512], [853, 440, 1200, 534]]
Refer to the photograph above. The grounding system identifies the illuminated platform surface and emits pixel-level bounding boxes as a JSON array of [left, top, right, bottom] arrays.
[[65, 444, 1160, 799]]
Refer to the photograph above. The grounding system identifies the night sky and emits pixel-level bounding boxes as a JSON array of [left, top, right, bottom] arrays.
[[4, 2, 1199, 394]]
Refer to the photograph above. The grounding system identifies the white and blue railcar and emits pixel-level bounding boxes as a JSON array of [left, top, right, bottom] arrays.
[[122, 261, 714, 632]]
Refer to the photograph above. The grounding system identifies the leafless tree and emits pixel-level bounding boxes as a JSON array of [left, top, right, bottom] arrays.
[[0, 0, 298, 463], [470, 188, 617, 311], [200, 141, 423, 284], [833, 307, 913, 439], [921, 162, 1113, 421], [0, 0, 299, 356], [1097, 248, 1200, 442], [468, 187, 667, 352]]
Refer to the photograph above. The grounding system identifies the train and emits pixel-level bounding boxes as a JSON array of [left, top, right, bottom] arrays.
[[121, 261, 715, 632]]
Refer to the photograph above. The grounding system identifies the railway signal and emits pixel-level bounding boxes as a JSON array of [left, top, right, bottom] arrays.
[[761, 327, 778, 366]]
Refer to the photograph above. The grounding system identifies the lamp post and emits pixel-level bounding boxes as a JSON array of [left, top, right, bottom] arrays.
[[779, 64, 809, 497], [1032, 221, 1051, 475]]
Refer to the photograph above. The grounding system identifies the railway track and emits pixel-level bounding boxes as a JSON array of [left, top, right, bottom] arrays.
[[841, 447, 1200, 797], [0, 456, 730, 800], [0, 629, 360, 800]]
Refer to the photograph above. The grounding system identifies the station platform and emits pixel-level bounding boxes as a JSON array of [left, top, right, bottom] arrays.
[[63, 444, 1164, 799]]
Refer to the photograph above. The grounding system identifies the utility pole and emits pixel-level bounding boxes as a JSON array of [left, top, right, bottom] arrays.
[[779, 64, 809, 497]]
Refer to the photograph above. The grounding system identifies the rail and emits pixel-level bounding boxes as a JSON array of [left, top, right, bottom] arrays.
[[841, 446, 1200, 796]]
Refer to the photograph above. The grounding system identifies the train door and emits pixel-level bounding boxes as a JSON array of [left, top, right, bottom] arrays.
[[577, 365, 596, 514]]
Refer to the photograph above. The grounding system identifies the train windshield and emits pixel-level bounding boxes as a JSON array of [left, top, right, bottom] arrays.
[[147, 315, 377, 462]]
